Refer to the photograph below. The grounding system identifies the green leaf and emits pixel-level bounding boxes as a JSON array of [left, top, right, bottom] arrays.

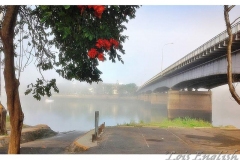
[[63, 27, 71, 39], [25, 89, 32, 95], [40, 5, 48, 10], [64, 5, 70, 9], [84, 32, 89, 38], [88, 35, 93, 41], [45, 12, 52, 16], [40, 16, 48, 23]]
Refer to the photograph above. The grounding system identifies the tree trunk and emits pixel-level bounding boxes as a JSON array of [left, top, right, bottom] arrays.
[[224, 5, 240, 105], [0, 6, 24, 154]]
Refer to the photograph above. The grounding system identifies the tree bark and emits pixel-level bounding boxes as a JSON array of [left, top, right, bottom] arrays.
[[0, 5, 24, 154], [224, 5, 240, 105]]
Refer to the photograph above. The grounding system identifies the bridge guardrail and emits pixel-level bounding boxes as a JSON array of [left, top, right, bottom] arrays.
[[163, 22, 239, 76], [138, 22, 240, 92]]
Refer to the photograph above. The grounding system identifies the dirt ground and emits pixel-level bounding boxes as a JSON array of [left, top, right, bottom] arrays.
[[75, 127, 240, 154], [2, 126, 240, 154]]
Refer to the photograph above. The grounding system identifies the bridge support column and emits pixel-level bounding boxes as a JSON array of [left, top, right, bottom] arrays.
[[150, 93, 168, 105], [143, 94, 151, 103], [167, 90, 212, 121]]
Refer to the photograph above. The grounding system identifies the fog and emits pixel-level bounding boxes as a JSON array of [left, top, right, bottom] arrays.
[[1, 82, 240, 131], [212, 84, 240, 128]]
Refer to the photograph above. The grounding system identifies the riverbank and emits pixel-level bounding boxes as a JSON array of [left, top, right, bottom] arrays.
[[0, 124, 57, 148], [1, 124, 240, 154], [118, 117, 214, 128]]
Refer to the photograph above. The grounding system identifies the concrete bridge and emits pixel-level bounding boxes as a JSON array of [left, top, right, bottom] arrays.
[[137, 22, 240, 121]]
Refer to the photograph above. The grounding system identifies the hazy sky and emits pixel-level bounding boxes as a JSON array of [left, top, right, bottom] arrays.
[[1, 4, 240, 94], [98, 5, 240, 86]]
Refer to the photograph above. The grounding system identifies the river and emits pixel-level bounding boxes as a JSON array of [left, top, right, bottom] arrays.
[[20, 96, 168, 132], [2, 84, 240, 132]]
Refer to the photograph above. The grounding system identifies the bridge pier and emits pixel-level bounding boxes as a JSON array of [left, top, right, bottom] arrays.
[[144, 94, 151, 102], [150, 93, 168, 105], [137, 94, 151, 102], [167, 90, 212, 121]]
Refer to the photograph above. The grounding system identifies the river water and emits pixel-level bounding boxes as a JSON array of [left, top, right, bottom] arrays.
[[2, 84, 240, 132], [20, 96, 168, 132]]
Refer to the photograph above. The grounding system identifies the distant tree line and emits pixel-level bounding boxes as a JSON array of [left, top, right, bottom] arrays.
[[55, 82, 138, 96]]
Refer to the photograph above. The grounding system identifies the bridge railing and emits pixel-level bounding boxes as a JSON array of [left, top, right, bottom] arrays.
[[162, 22, 240, 77], [138, 22, 240, 92]]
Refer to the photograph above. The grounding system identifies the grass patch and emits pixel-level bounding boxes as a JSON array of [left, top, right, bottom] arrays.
[[158, 117, 212, 128], [118, 120, 145, 127], [6, 115, 10, 122], [118, 117, 212, 128]]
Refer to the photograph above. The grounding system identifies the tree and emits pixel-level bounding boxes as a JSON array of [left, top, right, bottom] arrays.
[[0, 5, 139, 154], [224, 5, 240, 105], [118, 83, 138, 95]]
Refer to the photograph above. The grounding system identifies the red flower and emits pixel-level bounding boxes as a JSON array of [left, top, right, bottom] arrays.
[[77, 5, 86, 15], [77, 5, 84, 9], [77, 5, 105, 18], [97, 53, 104, 61], [87, 5, 93, 9], [96, 39, 105, 48], [88, 48, 98, 58], [110, 38, 119, 49], [93, 6, 105, 18], [103, 39, 111, 50], [96, 39, 111, 50]]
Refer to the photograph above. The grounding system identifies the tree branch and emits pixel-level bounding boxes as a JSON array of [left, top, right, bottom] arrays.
[[231, 17, 240, 26], [224, 5, 240, 105], [228, 5, 235, 12]]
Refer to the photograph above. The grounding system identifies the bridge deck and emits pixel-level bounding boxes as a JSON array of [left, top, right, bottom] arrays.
[[138, 22, 240, 93]]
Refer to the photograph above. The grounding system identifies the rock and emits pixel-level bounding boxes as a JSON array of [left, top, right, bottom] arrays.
[[20, 125, 57, 143], [0, 124, 57, 147]]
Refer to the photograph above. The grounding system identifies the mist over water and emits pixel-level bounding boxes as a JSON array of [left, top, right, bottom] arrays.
[[212, 85, 240, 128], [1, 84, 240, 132], [19, 96, 167, 132]]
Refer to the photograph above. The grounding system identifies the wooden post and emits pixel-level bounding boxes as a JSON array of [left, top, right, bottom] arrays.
[[95, 111, 99, 138]]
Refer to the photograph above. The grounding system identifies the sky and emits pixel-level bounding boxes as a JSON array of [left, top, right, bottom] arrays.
[[1, 4, 240, 94], [97, 5, 240, 86]]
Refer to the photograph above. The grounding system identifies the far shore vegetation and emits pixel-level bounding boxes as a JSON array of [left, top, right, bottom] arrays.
[[118, 117, 213, 128]]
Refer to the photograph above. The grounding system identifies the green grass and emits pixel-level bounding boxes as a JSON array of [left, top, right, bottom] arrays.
[[6, 115, 10, 122], [118, 117, 212, 128], [158, 117, 212, 128]]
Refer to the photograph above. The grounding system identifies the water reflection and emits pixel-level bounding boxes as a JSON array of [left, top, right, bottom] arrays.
[[11, 84, 240, 133], [20, 96, 167, 132]]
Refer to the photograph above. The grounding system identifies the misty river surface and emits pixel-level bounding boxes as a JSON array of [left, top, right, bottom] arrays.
[[9, 85, 240, 132], [20, 96, 168, 132]]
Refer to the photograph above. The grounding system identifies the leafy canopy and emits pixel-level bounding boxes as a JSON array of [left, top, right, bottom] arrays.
[[13, 5, 140, 100]]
